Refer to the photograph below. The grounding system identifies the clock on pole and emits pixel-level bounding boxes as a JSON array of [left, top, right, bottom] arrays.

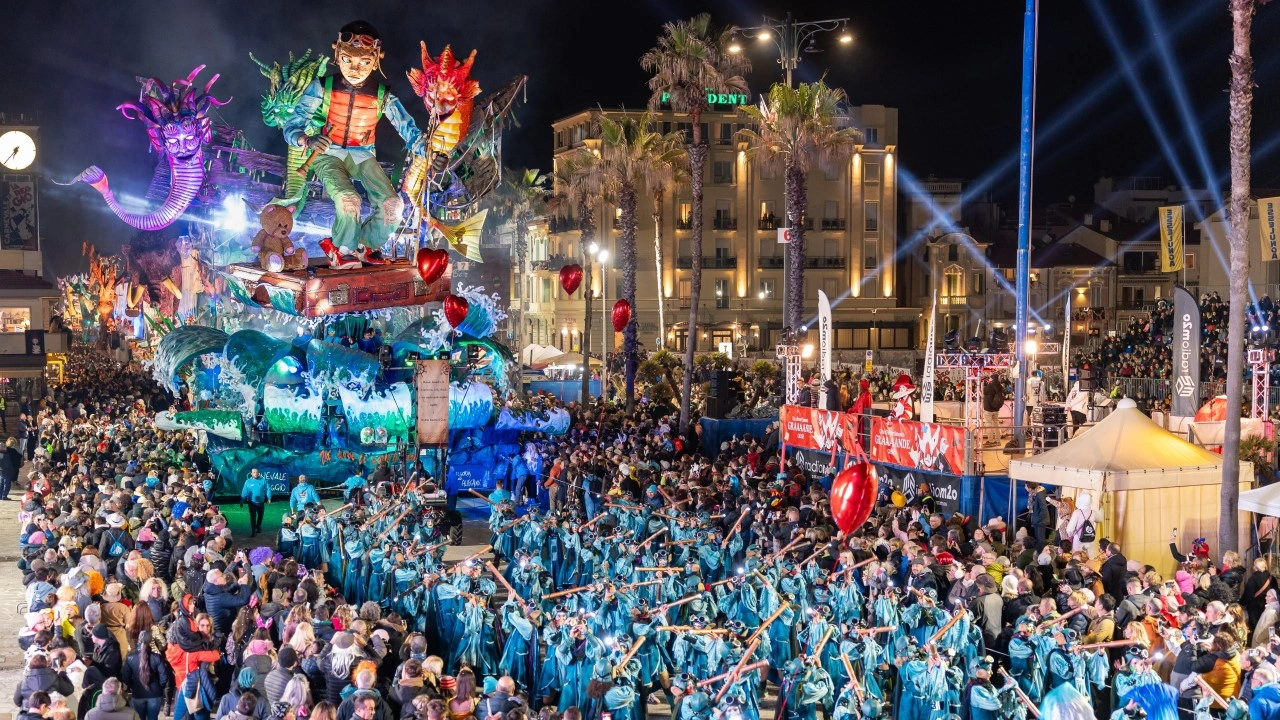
[[0, 121, 40, 252], [0, 130, 36, 170]]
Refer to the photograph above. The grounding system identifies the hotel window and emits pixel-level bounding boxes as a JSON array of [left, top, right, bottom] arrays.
[[718, 123, 733, 145], [943, 265, 964, 300], [679, 279, 692, 300], [864, 242, 878, 270], [864, 201, 880, 232], [864, 163, 881, 184], [760, 163, 777, 180], [714, 238, 731, 259], [822, 278, 838, 299], [715, 199, 733, 227], [678, 201, 692, 228], [715, 279, 729, 308], [972, 272, 985, 295], [713, 160, 734, 185], [758, 237, 775, 258], [864, 127, 880, 146], [760, 200, 777, 228], [948, 244, 959, 262], [823, 163, 840, 181], [1185, 253, 1197, 270], [824, 200, 840, 220], [759, 279, 776, 299]]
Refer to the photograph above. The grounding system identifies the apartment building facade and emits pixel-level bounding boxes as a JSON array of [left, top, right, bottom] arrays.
[[517, 101, 917, 363]]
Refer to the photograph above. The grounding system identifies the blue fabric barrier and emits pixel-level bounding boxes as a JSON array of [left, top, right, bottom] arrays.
[[698, 417, 775, 458]]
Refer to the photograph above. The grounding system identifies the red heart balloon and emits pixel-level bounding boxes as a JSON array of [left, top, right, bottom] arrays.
[[830, 462, 877, 534], [443, 294, 470, 329], [559, 264, 583, 295], [611, 298, 632, 333], [416, 248, 449, 285]]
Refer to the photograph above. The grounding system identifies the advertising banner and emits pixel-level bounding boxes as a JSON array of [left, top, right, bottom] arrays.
[[920, 290, 937, 423], [1171, 285, 1200, 417], [1, 179, 36, 250], [869, 416, 965, 475], [1261, 196, 1280, 262], [781, 405, 966, 475], [1157, 205, 1185, 273], [818, 290, 832, 408], [876, 465, 962, 516], [780, 404, 847, 455], [415, 359, 450, 445]]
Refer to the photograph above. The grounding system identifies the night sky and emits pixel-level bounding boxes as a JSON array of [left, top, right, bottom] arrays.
[[5, 0, 1279, 278]]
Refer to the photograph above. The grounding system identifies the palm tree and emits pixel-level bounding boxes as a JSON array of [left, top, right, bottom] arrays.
[[642, 13, 750, 434], [1221, 0, 1258, 555], [493, 168, 550, 352], [552, 153, 604, 406], [738, 80, 860, 332], [647, 150, 688, 353], [596, 110, 686, 414]]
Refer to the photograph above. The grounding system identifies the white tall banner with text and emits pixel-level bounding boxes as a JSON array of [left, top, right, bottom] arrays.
[[1062, 301, 1071, 384], [818, 290, 832, 408], [920, 290, 937, 423]]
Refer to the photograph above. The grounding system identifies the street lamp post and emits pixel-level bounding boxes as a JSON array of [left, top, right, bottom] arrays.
[[730, 14, 853, 339], [597, 248, 610, 404]]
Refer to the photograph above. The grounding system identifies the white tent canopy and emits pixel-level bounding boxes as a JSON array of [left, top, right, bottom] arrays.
[[1240, 483, 1280, 515], [520, 344, 561, 365], [1008, 399, 1249, 491]]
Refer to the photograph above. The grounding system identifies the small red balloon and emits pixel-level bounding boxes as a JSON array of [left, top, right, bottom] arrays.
[[611, 298, 632, 332], [443, 294, 470, 329], [830, 462, 877, 534], [416, 248, 449, 285], [560, 264, 583, 295]]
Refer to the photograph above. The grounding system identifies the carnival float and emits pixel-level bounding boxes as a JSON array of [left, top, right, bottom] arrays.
[[56, 20, 566, 496]]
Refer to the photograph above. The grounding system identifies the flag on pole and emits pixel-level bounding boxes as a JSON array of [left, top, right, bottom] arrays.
[[1157, 205, 1185, 272], [1260, 196, 1280, 262], [817, 290, 832, 408], [921, 290, 937, 423], [1062, 301, 1071, 388]]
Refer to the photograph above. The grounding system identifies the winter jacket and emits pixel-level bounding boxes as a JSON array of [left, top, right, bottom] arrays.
[[982, 380, 1004, 413], [1194, 646, 1243, 699], [1251, 683, 1280, 720], [13, 667, 73, 709], [969, 591, 1003, 646], [165, 597, 222, 688], [122, 650, 170, 700], [203, 581, 252, 636], [92, 636, 124, 680], [1099, 552, 1129, 604], [84, 690, 141, 720], [216, 689, 269, 720], [263, 665, 294, 705]]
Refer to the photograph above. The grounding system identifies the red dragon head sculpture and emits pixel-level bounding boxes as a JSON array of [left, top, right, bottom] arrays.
[[407, 42, 481, 120]]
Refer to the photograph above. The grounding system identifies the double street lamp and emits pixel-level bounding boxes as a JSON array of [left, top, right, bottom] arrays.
[[729, 14, 853, 338]]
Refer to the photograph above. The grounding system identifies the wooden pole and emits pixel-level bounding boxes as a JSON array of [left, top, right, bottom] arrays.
[[470, 490, 499, 507], [611, 636, 648, 676], [543, 585, 590, 601], [925, 609, 966, 649], [653, 594, 700, 614], [840, 653, 866, 704], [637, 527, 668, 549], [721, 509, 747, 549], [746, 603, 790, 646], [484, 561, 524, 605], [498, 515, 531, 533], [695, 661, 769, 688], [1073, 639, 1140, 653], [1036, 605, 1085, 630], [997, 668, 1041, 718], [714, 639, 761, 703]]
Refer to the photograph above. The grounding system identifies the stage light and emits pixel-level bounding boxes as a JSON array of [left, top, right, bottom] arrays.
[[943, 329, 960, 352], [220, 195, 246, 233], [802, 344, 814, 359], [1024, 339, 1038, 355], [964, 337, 983, 353], [989, 328, 1009, 353]]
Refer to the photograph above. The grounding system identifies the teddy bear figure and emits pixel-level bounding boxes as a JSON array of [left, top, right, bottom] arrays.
[[251, 205, 308, 272]]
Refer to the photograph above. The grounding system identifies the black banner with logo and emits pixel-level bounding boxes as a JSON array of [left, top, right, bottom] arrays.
[[1171, 285, 1200, 417], [875, 464, 962, 516]]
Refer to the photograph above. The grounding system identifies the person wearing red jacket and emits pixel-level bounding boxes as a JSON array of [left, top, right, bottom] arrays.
[[165, 595, 221, 720]]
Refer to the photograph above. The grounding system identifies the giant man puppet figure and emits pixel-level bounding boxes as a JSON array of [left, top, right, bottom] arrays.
[[283, 21, 423, 253]]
